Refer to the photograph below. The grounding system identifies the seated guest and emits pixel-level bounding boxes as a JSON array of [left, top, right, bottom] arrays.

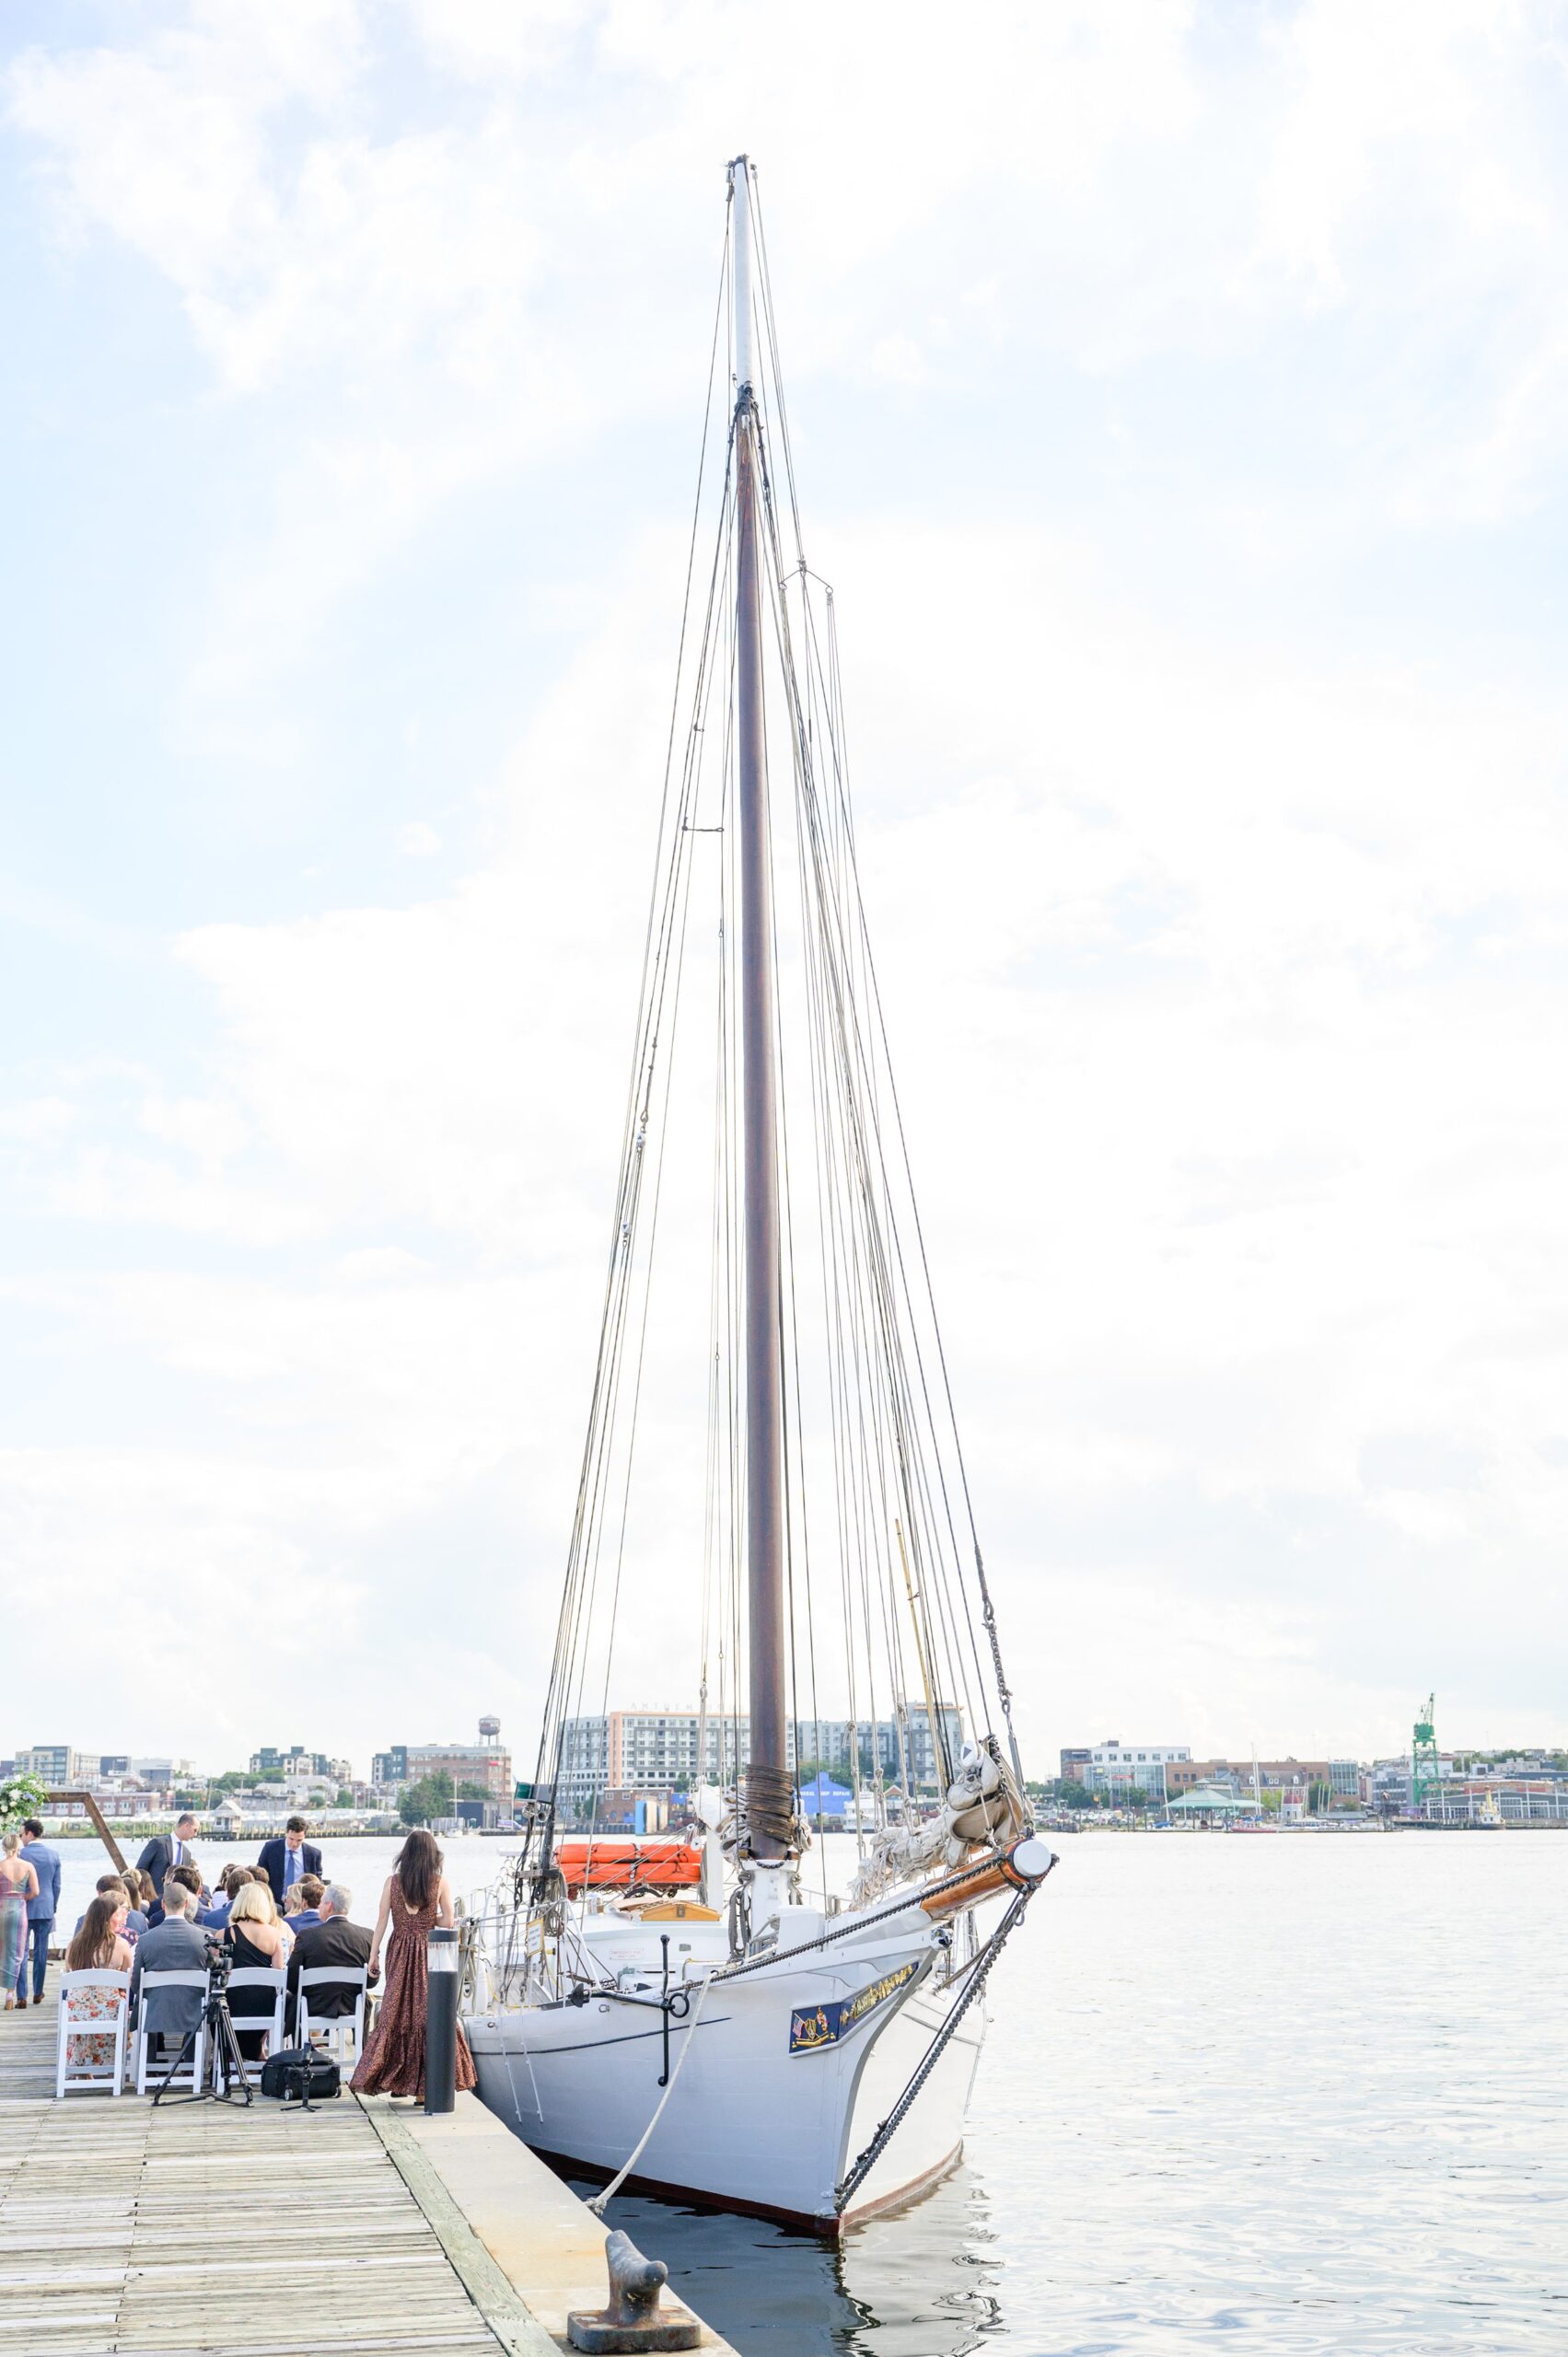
[[62, 1895, 133, 2072], [224, 1883, 289, 2062], [199, 1865, 245, 1931], [286, 1884, 374, 2038], [149, 1861, 204, 1931], [76, 1875, 147, 1949], [284, 1875, 326, 1931], [130, 1882, 209, 2057], [244, 1875, 294, 1956]]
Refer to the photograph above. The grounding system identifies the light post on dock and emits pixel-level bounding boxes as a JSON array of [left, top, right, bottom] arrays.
[[425, 1927, 459, 2113]]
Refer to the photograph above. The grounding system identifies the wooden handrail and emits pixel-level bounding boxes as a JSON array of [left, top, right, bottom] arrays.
[[43, 1792, 128, 1873]]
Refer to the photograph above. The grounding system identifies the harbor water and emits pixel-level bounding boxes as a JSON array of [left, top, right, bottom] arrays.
[[51, 1826, 1566, 2354]]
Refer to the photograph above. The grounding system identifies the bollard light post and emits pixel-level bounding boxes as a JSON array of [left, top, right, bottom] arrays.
[[425, 1926, 460, 2115]]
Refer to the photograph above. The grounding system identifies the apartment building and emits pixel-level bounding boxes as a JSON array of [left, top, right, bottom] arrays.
[[556, 1705, 964, 1817], [1065, 1740, 1191, 1797], [250, 1747, 352, 1782], [372, 1733, 513, 1804]]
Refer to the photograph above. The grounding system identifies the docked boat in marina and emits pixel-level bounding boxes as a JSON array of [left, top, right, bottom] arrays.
[[459, 156, 1051, 2234]]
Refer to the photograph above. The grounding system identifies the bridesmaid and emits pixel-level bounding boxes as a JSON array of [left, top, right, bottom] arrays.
[[352, 1829, 475, 2100], [0, 1832, 39, 2009]]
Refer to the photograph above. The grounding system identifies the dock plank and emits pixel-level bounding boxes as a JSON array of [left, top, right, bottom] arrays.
[[0, 1995, 508, 2357]]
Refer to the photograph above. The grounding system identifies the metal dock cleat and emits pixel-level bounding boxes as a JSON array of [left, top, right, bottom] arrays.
[[567, 2228, 701, 2352]]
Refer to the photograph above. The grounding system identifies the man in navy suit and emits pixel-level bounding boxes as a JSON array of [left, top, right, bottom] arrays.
[[258, 1817, 322, 1911], [136, 1813, 200, 1893], [17, 1819, 60, 2004]]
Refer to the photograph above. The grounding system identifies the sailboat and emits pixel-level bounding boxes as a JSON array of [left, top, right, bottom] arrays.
[[459, 157, 1052, 2234]]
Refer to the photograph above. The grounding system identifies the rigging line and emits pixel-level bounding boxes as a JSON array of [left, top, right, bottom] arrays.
[[784, 739, 942, 1744], [796, 692, 865, 1850], [778, 535, 886, 1810], [804, 633, 1018, 1766], [547, 399, 737, 1712], [785, 587, 994, 1744], [749, 168, 806, 570], [766, 565, 827, 1887], [532, 414, 738, 1816], [553, 592, 738, 1871]]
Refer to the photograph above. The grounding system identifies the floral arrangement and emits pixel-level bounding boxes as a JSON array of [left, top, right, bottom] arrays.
[[0, 1771, 49, 1834]]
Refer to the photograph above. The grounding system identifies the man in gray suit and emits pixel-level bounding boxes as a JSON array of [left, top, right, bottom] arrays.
[[130, 1882, 210, 2054]]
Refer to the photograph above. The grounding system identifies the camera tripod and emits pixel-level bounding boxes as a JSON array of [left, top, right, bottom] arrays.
[[150, 1976, 254, 2107]]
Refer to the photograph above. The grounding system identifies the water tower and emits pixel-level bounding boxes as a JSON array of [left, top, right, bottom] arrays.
[[479, 1714, 501, 1743]]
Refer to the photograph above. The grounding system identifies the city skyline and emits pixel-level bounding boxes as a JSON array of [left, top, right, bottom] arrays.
[[9, 1706, 1558, 1798]]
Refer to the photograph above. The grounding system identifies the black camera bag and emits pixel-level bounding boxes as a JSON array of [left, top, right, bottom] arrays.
[[260, 2047, 342, 2101]]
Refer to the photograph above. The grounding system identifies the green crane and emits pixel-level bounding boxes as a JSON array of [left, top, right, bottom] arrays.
[[1411, 1692, 1441, 1817]]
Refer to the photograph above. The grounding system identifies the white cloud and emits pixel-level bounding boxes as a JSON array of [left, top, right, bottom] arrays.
[[6, 1, 1568, 1763], [395, 821, 443, 857]]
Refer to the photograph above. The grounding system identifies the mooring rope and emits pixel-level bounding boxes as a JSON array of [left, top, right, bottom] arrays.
[[587, 1971, 716, 2217]]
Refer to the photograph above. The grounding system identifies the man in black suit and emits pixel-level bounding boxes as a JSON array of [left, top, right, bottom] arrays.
[[136, 1813, 200, 1892], [285, 1884, 375, 2038], [258, 1817, 322, 1913]]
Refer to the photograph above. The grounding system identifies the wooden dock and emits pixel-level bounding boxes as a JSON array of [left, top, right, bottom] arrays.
[[0, 1996, 735, 2357]]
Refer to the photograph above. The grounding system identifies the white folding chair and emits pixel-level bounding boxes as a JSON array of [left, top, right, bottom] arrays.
[[56, 1970, 131, 2097], [296, 1966, 368, 2069], [134, 1970, 209, 2094], [217, 1967, 287, 2089]]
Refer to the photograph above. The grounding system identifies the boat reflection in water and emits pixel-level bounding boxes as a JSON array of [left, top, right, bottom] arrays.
[[565, 2160, 1003, 2357]]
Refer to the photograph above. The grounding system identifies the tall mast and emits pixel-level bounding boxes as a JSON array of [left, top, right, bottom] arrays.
[[730, 156, 789, 1867]]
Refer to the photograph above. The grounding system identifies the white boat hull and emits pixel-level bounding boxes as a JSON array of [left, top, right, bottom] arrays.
[[463, 1913, 984, 2230]]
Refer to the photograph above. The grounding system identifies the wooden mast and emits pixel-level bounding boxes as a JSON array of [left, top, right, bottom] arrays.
[[730, 157, 789, 1867]]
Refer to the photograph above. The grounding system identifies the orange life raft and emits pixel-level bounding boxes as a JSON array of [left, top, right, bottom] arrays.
[[555, 1840, 704, 1897]]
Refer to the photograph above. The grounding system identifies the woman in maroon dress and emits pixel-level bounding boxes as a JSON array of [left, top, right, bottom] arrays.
[[351, 1829, 476, 2099]]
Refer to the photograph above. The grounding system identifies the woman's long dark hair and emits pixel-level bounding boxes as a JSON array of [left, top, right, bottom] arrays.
[[394, 1829, 441, 1911], [66, 1894, 121, 1973]]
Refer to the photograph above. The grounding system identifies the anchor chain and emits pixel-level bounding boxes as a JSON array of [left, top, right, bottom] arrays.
[[834, 1870, 1049, 2215]]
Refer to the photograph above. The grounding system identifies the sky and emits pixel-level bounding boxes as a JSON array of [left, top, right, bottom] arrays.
[[4, 0, 1568, 1780]]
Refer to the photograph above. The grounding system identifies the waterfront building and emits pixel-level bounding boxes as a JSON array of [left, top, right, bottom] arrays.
[[10, 1743, 194, 1788], [372, 1725, 513, 1803], [794, 1707, 960, 1788], [250, 1745, 353, 1782], [1423, 1778, 1568, 1824], [1169, 1758, 1336, 1801], [1071, 1740, 1191, 1797], [15, 1744, 99, 1785], [554, 1706, 963, 1818]]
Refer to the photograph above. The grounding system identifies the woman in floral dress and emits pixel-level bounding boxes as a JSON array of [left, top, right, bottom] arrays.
[[352, 1829, 475, 2100], [63, 1893, 133, 2069]]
